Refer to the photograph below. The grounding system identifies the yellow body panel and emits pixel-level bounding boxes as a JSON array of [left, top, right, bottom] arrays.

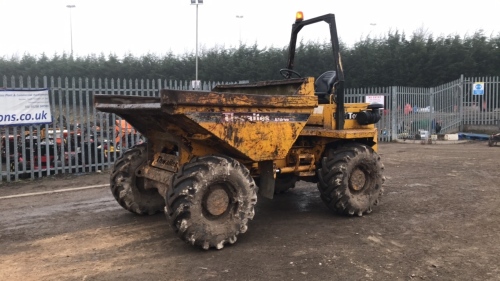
[[308, 103, 373, 129], [196, 121, 309, 161]]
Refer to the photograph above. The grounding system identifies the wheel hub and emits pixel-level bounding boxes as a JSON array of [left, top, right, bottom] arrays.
[[349, 168, 366, 192], [205, 188, 230, 216]]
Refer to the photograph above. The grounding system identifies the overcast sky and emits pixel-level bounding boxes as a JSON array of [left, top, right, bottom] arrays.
[[1, 0, 499, 58]]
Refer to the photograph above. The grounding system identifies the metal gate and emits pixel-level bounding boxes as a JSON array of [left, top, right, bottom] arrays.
[[431, 78, 462, 134], [461, 76, 500, 128], [391, 78, 463, 140], [393, 86, 432, 140]]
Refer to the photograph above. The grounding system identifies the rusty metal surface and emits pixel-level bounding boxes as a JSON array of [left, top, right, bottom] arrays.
[[160, 90, 317, 109], [151, 153, 179, 173], [300, 127, 378, 139], [138, 165, 175, 199], [279, 165, 317, 174], [349, 168, 366, 191], [95, 103, 161, 111], [94, 95, 161, 112], [193, 118, 311, 161], [205, 189, 230, 216], [211, 78, 314, 96], [139, 165, 174, 183]]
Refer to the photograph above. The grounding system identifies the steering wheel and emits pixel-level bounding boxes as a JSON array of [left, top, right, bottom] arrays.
[[279, 68, 302, 79]]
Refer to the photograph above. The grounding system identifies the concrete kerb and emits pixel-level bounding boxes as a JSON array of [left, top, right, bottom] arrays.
[[394, 139, 470, 145]]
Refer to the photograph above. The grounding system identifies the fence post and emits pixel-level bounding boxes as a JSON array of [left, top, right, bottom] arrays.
[[391, 86, 398, 141], [459, 74, 464, 132], [429, 87, 435, 134], [158, 79, 162, 97]]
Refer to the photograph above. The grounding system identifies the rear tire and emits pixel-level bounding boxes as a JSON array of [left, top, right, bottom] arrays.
[[317, 143, 384, 216], [110, 143, 165, 215], [165, 155, 258, 250]]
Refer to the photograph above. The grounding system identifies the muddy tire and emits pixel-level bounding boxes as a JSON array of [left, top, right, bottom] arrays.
[[317, 143, 385, 216], [274, 174, 298, 193], [165, 155, 258, 250], [110, 143, 164, 215]]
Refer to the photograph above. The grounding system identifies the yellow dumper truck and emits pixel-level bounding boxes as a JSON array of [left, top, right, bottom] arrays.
[[94, 12, 385, 250]]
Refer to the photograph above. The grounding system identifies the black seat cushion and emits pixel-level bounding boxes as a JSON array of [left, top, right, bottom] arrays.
[[314, 71, 336, 103]]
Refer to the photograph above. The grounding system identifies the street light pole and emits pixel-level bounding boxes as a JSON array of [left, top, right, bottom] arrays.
[[196, 3, 199, 84], [191, 0, 203, 89], [236, 15, 243, 43], [369, 23, 377, 38], [66, 5, 76, 56]]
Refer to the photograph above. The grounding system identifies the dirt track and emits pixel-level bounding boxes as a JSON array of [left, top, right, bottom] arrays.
[[1, 142, 500, 281]]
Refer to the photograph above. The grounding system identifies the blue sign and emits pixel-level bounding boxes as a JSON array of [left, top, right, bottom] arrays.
[[472, 82, 484, 95]]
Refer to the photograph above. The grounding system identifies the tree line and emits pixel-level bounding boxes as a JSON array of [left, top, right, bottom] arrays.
[[1, 30, 499, 88]]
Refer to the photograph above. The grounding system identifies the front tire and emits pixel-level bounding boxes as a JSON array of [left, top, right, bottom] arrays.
[[317, 143, 384, 216], [165, 155, 258, 250], [110, 143, 165, 215]]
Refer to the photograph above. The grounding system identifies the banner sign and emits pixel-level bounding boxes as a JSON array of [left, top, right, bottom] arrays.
[[191, 80, 201, 89], [0, 89, 53, 126]]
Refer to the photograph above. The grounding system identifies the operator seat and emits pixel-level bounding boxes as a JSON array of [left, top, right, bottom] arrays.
[[314, 71, 336, 104]]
